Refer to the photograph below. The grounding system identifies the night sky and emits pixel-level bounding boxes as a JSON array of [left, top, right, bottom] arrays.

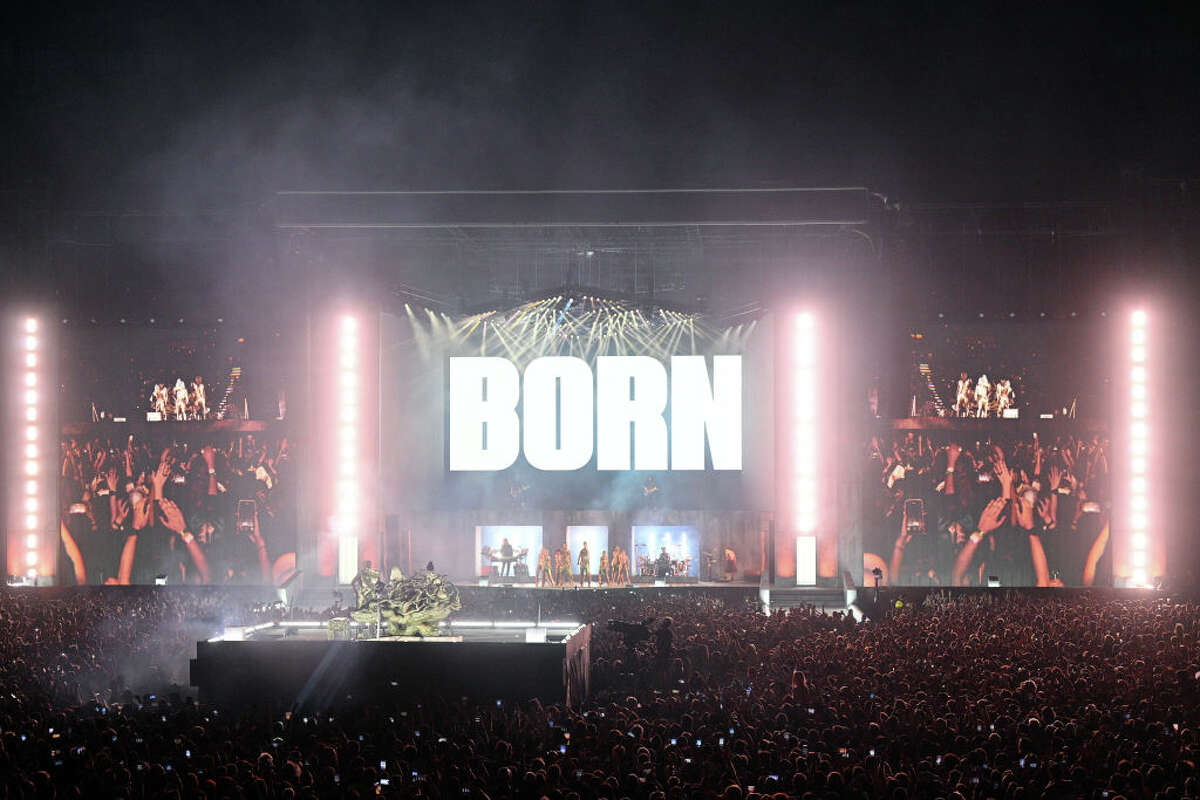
[[3, 1, 1195, 210]]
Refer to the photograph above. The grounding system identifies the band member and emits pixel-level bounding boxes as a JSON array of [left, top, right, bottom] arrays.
[[598, 549, 609, 585], [643, 475, 660, 509], [499, 537, 514, 577], [174, 379, 190, 420], [537, 547, 554, 587], [955, 373, 971, 417], [191, 377, 208, 420], [655, 546, 673, 578], [996, 379, 1014, 415], [974, 374, 991, 418], [577, 542, 591, 587]]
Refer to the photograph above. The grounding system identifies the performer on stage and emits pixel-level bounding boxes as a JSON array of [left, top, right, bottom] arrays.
[[723, 546, 738, 580], [655, 546, 673, 578], [975, 374, 991, 418], [537, 547, 554, 587], [499, 537, 514, 578], [996, 378, 1014, 416], [954, 373, 971, 417], [174, 378, 190, 420], [191, 376, 208, 420], [598, 549, 609, 586], [577, 542, 591, 587], [611, 546, 626, 585], [642, 475, 660, 509], [552, 545, 567, 587], [151, 384, 170, 418], [561, 543, 574, 587]]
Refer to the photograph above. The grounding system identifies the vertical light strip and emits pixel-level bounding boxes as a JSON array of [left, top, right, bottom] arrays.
[[1127, 309, 1150, 587], [335, 315, 360, 584], [20, 317, 42, 581], [793, 312, 818, 584]]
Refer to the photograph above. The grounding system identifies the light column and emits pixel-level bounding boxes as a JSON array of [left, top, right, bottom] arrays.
[[793, 312, 819, 585], [1126, 309, 1152, 587], [11, 316, 48, 583], [335, 315, 361, 584]]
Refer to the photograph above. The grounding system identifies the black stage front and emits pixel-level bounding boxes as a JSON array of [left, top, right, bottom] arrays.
[[190, 622, 591, 710]]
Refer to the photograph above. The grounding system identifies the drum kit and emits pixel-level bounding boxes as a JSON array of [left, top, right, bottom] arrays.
[[635, 544, 692, 577]]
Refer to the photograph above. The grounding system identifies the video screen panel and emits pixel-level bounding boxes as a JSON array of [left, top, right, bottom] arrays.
[[878, 320, 1110, 422], [56, 324, 298, 585], [476, 525, 541, 579], [863, 320, 1112, 587], [566, 525, 609, 567], [381, 303, 777, 514], [59, 324, 291, 424], [631, 524, 700, 578]]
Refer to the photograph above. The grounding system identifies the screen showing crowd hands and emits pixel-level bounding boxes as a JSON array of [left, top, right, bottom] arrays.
[[58, 432, 296, 585], [863, 431, 1111, 587]]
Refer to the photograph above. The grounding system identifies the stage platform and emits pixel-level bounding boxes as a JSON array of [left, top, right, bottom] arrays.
[[190, 620, 591, 710]]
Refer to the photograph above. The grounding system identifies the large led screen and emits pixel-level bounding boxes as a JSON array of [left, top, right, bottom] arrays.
[[381, 301, 777, 513], [56, 323, 298, 585], [863, 319, 1112, 587]]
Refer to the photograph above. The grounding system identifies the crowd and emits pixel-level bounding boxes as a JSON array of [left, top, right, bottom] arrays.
[[864, 432, 1112, 587], [58, 433, 297, 586], [2, 586, 1199, 799]]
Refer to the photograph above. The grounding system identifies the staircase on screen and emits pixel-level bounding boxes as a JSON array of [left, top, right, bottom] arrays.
[[215, 366, 242, 420], [918, 362, 947, 416]]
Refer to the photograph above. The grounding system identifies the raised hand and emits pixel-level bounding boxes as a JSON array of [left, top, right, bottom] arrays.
[[978, 497, 1007, 535], [111, 496, 131, 529], [946, 442, 961, 467], [1048, 465, 1062, 491], [1014, 495, 1035, 530], [156, 498, 187, 534], [994, 460, 1014, 497], [150, 461, 170, 499], [201, 445, 216, 469], [1037, 496, 1056, 527]]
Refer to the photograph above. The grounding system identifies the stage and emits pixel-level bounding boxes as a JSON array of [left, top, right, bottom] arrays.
[[191, 619, 591, 709]]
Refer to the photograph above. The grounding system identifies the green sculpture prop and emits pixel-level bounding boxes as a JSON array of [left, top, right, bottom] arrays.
[[345, 565, 462, 638]]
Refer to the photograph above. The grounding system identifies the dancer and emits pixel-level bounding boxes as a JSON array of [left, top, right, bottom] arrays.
[[191, 376, 208, 420], [536, 547, 554, 587], [174, 379, 190, 420], [561, 543, 574, 587], [612, 546, 629, 586], [996, 379, 1014, 416], [577, 542, 591, 587], [954, 373, 971, 417], [552, 546, 568, 587], [598, 549, 610, 586], [151, 384, 170, 418], [974, 374, 991, 418]]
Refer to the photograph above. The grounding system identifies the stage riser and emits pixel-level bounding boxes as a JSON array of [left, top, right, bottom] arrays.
[[191, 628, 591, 710]]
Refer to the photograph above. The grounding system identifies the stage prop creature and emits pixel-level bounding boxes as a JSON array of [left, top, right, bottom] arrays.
[[346, 563, 462, 637]]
